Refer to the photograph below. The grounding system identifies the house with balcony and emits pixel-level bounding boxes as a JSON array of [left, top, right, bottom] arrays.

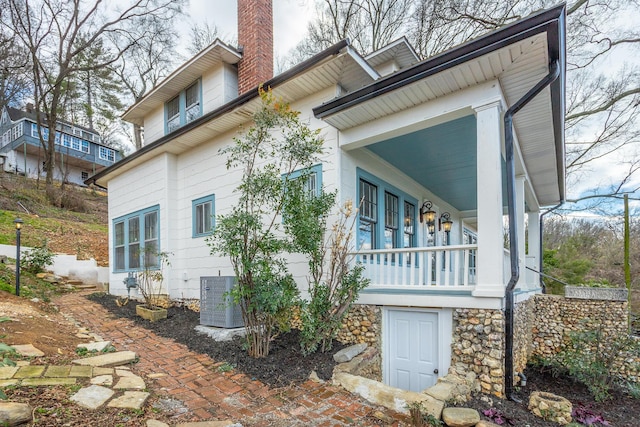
[[87, 0, 566, 397], [0, 105, 121, 186]]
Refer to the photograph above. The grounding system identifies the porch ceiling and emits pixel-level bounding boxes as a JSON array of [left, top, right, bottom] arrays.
[[366, 115, 478, 212], [314, 5, 566, 207]]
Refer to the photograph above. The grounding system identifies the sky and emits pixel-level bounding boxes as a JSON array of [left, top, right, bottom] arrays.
[[185, 0, 314, 59]]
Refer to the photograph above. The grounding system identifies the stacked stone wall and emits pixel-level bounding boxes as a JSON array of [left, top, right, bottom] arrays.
[[514, 298, 535, 374], [450, 309, 505, 397], [531, 294, 640, 382]]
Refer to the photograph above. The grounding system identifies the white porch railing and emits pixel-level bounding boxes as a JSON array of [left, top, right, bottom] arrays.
[[351, 244, 478, 288]]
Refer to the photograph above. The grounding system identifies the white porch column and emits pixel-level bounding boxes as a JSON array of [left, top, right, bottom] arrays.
[[527, 211, 541, 288], [473, 100, 505, 297], [515, 176, 526, 290]]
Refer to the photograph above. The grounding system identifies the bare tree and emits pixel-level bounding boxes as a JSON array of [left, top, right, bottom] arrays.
[[286, 0, 411, 67], [188, 20, 221, 56], [2, 0, 185, 193], [0, 25, 31, 108], [111, 12, 183, 150]]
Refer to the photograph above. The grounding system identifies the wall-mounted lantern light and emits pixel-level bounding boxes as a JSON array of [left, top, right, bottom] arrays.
[[420, 201, 437, 235], [440, 212, 453, 234]]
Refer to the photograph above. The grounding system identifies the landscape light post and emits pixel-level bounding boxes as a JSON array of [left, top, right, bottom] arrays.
[[14, 218, 23, 296]]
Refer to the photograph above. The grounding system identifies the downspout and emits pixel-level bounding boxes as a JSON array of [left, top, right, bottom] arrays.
[[539, 202, 563, 293], [504, 60, 560, 401]]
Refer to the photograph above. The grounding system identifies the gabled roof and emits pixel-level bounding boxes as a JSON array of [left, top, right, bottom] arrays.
[[88, 40, 368, 187], [122, 39, 243, 126], [365, 36, 420, 71], [313, 4, 566, 207]]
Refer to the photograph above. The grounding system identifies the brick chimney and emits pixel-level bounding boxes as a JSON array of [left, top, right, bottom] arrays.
[[237, 0, 273, 94]]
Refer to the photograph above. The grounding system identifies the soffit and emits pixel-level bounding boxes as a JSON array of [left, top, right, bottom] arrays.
[[122, 41, 242, 126]]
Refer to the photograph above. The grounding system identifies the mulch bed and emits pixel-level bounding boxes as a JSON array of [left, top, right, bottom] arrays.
[[89, 293, 640, 427], [87, 293, 345, 387]]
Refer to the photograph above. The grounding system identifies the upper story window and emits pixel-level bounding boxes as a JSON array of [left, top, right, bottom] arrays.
[[165, 80, 201, 134], [31, 123, 92, 154], [99, 146, 115, 162]]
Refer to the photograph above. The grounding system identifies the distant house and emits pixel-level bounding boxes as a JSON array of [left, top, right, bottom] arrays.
[[87, 0, 566, 397], [0, 104, 121, 186]]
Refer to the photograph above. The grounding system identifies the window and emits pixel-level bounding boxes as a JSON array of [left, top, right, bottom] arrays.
[[192, 194, 215, 237], [359, 179, 377, 250], [357, 169, 417, 252], [165, 80, 201, 134], [99, 146, 115, 162], [286, 164, 322, 197], [166, 96, 180, 133], [81, 171, 89, 181], [112, 206, 160, 272]]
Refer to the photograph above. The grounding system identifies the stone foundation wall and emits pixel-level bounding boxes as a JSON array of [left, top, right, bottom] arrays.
[[531, 294, 640, 382], [337, 305, 382, 381], [450, 308, 505, 397], [514, 297, 535, 374]]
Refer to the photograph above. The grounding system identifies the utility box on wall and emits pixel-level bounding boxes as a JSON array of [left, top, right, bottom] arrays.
[[200, 276, 244, 328]]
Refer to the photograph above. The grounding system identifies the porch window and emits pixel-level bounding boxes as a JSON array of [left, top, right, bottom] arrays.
[[384, 192, 398, 250], [165, 79, 202, 134], [112, 205, 160, 272], [403, 201, 415, 248], [192, 194, 215, 237], [357, 169, 418, 252], [359, 179, 377, 250]]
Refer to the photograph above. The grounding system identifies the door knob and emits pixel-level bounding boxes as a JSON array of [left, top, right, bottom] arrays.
[[434, 369, 439, 374]]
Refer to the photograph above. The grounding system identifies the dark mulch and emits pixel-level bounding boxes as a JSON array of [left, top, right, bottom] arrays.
[[87, 293, 344, 387], [456, 364, 640, 427], [89, 293, 640, 426]]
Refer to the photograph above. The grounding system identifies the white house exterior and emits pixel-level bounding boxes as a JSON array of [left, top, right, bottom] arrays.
[[88, 1, 566, 397]]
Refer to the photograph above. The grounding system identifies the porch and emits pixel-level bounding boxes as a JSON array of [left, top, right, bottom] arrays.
[[352, 245, 522, 293]]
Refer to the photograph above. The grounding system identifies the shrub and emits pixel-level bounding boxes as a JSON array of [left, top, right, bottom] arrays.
[[548, 318, 640, 401], [22, 242, 54, 274]]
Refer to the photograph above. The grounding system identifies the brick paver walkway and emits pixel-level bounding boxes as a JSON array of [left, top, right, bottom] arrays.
[[55, 293, 406, 426]]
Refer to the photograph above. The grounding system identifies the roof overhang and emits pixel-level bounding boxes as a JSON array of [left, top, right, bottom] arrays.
[[88, 39, 380, 188], [122, 39, 243, 126], [314, 4, 566, 207]]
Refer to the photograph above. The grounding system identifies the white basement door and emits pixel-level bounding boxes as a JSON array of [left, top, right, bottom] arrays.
[[387, 310, 439, 392]]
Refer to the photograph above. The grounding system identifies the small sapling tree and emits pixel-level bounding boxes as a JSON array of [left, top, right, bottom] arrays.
[[209, 87, 327, 358]]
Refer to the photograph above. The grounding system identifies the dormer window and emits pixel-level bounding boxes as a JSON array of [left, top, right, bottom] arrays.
[[165, 80, 201, 134]]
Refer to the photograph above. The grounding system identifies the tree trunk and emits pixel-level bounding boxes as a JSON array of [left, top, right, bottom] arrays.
[[133, 123, 143, 150]]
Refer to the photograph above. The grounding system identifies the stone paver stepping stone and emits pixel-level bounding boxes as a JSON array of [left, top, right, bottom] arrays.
[[0, 366, 18, 379], [22, 377, 76, 386], [72, 350, 136, 367], [0, 379, 19, 387], [147, 420, 169, 427], [116, 368, 136, 377], [107, 391, 150, 409], [91, 375, 113, 386], [44, 365, 71, 377], [0, 401, 32, 426], [13, 365, 45, 378], [114, 375, 145, 390], [93, 367, 113, 376], [70, 385, 115, 410], [69, 365, 93, 377], [11, 344, 44, 357], [77, 341, 112, 352]]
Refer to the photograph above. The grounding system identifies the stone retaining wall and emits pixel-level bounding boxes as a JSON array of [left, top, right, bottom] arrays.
[[450, 308, 505, 397], [514, 297, 535, 374], [531, 293, 640, 382]]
